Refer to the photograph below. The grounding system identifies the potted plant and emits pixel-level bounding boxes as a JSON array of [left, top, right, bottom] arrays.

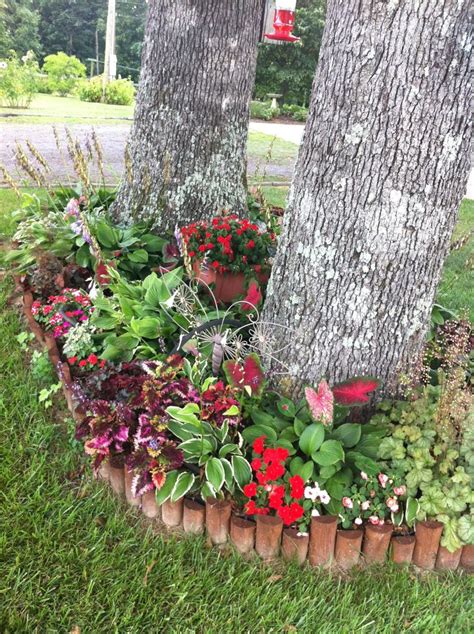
[[180, 215, 276, 303]]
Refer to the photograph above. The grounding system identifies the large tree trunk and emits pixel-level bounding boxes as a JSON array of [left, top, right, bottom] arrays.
[[263, 0, 471, 395], [112, 0, 262, 231]]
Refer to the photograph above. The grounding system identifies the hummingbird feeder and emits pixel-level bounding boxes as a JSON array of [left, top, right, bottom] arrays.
[[265, 0, 300, 43]]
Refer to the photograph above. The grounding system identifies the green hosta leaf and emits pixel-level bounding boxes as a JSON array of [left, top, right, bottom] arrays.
[[299, 423, 325, 456], [220, 458, 234, 489], [205, 458, 225, 492], [242, 424, 277, 444], [167, 420, 196, 442], [224, 405, 239, 416], [231, 456, 252, 488], [141, 234, 166, 252], [312, 440, 344, 466], [155, 470, 179, 505], [179, 438, 214, 459], [101, 345, 133, 362], [166, 403, 200, 426], [331, 423, 361, 448], [114, 333, 140, 350], [171, 472, 195, 502], [406, 497, 420, 527], [129, 316, 162, 339], [346, 451, 380, 475], [95, 221, 118, 248], [92, 315, 120, 330], [128, 248, 149, 263], [219, 443, 239, 458], [200, 481, 216, 501]]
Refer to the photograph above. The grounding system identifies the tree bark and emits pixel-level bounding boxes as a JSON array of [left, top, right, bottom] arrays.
[[111, 0, 263, 230], [263, 0, 471, 395]]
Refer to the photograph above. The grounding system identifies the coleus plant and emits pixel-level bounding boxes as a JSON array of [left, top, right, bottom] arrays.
[[242, 376, 384, 515]]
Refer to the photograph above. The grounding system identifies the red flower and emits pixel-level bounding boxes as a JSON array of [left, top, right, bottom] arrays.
[[244, 500, 257, 515], [188, 250, 196, 257], [253, 435, 266, 455], [87, 353, 98, 365], [198, 244, 207, 252], [265, 462, 285, 481], [243, 482, 258, 498], [246, 240, 255, 249], [212, 260, 220, 269], [100, 359, 106, 368], [79, 360, 87, 368], [256, 470, 268, 486], [278, 502, 304, 526], [268, 485, 285, 509], [289, 475, 305, 499], [251, 458, 262, 471]]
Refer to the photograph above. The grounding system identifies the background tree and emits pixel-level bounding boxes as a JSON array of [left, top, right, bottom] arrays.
[[263, 0, 471, 395], [255, 0, 326, 105], [112, 0, 263, 231], [0, 0, 42, 58]]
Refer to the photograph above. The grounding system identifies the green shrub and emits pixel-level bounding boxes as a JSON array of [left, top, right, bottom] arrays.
[[36, 74, 53, 94], [79, 76, 135, 106], [0, 51, 39, 108], [42, 52, 86, 96], [250, 100, 279, 121], [281, 103, 308, 121]]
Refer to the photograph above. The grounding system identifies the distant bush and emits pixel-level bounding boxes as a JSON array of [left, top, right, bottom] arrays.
[[43, 52, 86, 96], [281, 103, 308, 122], [0, 50, 39, 108], [250, 100, 279, 121], [36, 74, 53, 94], [78, 76, 135, 106]]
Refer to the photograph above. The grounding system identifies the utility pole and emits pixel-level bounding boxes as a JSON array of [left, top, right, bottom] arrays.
[[102, 0, 116, 97]]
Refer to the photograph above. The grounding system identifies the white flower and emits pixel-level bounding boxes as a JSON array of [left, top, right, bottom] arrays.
[[297, 531, 309, 537], [311, 509, 320, 517], [360, 471, 368, 480], [304, 486, 315, 500], [354, 517, 363, 525], [0, 61, 7, 70], [319, 490, 330, 504], [361, 500, 370, 511]]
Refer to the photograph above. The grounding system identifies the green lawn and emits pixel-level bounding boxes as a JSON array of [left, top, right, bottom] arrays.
[[0, 190, 473, 632], [0, 93, 134, 125]]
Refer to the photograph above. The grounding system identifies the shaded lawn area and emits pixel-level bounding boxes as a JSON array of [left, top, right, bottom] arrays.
[[0, 190, 473, 631]]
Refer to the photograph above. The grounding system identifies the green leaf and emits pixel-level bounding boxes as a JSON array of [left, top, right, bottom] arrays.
[[220, 458, 234, 489], [205, 458, 226, 492], [155, 470, 179, 505], [346, 451, 380, 475], [293, 417, 306, 437], [141, 234, 166, 252], [167, 420, 196, 442], [331, 423, 361, 448], [242, 424, 277, 444], [312, 440, 345, 466], [277, 397, 296, 418], [219, 443, 239, 458], [170, 472, 195, 502], [128, 248, 149, 263], [250, 410, 278, 428], [92, 315, 119, 330], [223, 405, 239, 416], [130, 316, 162, 339], [405, 497, 420, 527], [318, 464, 339, 480], [299, 423, 325, 456], [95, 221, 118, 248], [166, 403, 200, 426], [231, 455, 252, 488], [200, 481, 216, 501], [289, 457, 313, 482]]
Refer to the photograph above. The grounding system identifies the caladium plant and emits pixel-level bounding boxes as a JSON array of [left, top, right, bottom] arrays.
[[223, 353, 265, 398]]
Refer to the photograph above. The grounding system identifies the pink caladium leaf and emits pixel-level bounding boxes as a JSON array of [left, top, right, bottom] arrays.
[[305, 380, 334, 426], [332, 376, 380, 406], [223, 353, 265, 397]]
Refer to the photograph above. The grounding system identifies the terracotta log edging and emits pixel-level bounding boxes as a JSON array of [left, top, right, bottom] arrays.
[[255, 515, 283, 560], [391, 534, 415, 565], [281, 528, 309, 566], [308, 515, 338, 568], [460, 544, 474, 572], [182, 498, 206, 535], [230, 514, 255, 555], [21, 291, 472, 574], [205, 498, 232, 545], [412, 520, 444, 570], [362, 523, 393, 564], [335, 529, 363, 571], [435, 545, 462, 571]]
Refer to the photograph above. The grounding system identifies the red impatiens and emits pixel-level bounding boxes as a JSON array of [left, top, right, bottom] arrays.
[[243, 437, 305, 526]]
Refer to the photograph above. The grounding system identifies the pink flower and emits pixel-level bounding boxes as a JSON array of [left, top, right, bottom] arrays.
[[305, 380, 334, 426], [369, 489, 376, 498], [394, 485, 406, 496], [360, 471, 368, 480], [361, 500, 370, 511], [342, 497, 353, 509], [369, 515, 380, 525], [378, 473, 389, 488], [386, 497, 399, 512]]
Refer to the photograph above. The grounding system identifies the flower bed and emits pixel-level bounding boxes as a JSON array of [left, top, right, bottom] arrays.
[[9, 189, 474, 574]]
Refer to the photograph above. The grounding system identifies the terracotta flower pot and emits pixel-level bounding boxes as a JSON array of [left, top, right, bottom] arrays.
[[460, 544, 474, 572], [230, 514, 255, 555], [192, 261, 268, 304], [108, 455, 125, 496], [362, 523, 393, 564], [335, 529, 363, 570], [308, 515, 338, 568], [161, 498, 184, 528], [205, 498, 232, 544], [124, 467, 141, 508], [142, 490, 160, 519], [390, 535, 415, 565], [435, 545, 462, 571], [255, 515, 283, 560], [412, 520, 444, 570], [182, 498, 206, 535], [281, 528, 309, 566]]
